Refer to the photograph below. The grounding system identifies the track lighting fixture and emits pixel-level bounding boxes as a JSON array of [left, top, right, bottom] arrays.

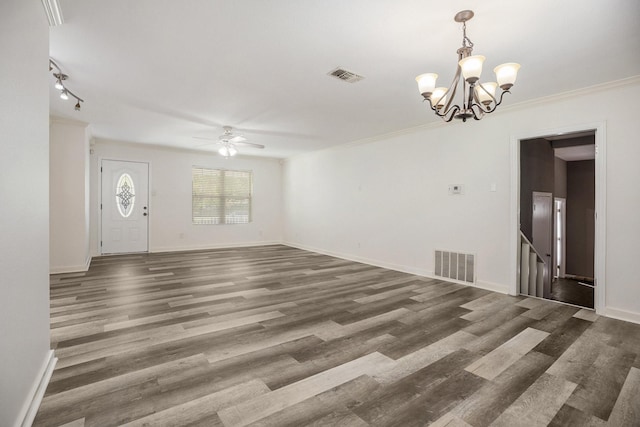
[[49, 59, 84, 111], [54, 76, 65, 90]]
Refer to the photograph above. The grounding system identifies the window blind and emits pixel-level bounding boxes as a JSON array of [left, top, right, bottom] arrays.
[[192, 167, 252, 224]]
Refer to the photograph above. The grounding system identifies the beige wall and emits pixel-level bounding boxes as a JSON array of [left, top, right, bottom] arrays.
[[50, 119, 91, 273]]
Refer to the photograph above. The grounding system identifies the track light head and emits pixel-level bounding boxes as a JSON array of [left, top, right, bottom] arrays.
[[50, 59, 84, 110]]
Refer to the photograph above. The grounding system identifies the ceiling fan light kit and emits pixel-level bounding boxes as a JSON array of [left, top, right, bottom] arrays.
[[218, 144, 238, 158], [193, 126, 265, 158], [415, 10, 520, 122]]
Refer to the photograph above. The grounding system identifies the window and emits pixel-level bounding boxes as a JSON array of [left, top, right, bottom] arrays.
[[192, 167, 252, 224]]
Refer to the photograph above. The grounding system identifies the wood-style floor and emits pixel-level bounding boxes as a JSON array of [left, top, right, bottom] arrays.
[[34, 245, 640, 426]]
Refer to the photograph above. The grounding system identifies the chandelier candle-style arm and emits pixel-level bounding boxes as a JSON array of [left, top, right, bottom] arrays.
[[415, 10, 520, 122]]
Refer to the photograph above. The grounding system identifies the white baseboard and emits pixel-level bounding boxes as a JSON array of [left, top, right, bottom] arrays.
[[474, 280, 510, 294], [283, 241, 431, 277], [49, 257, 92, 274], [16, 350, 57, 427], [601, 306, 640, 325], [283, 242, 510, 295], [150, 240, 283, 254]]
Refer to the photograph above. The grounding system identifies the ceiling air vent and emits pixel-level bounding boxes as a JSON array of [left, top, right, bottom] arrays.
[[328, 67, 365, 83]]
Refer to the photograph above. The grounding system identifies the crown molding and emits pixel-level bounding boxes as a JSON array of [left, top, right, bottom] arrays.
[[283, 75, 640, 163], [41, 0, 64, 26]]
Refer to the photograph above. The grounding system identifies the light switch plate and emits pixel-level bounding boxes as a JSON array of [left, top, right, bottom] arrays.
[[449, 184, 463, 195]]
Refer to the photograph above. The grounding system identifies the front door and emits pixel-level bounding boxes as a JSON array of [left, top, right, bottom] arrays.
[[101, 160, 149, 254]]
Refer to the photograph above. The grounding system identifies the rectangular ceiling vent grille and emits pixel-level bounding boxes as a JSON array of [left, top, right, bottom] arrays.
[[435, 250, 475, 284], [328, 67, 365, 83]]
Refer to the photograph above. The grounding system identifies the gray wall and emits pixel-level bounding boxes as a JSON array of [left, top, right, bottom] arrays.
[[566, 160, 595, 278], [554, 157, 567, 199], [520, 138, 555, 242], [0, 1, 51, 425]]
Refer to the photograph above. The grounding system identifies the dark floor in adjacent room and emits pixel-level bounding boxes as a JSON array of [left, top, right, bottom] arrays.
[[34, 246, 640, 426], [550, 278, 595, 309]]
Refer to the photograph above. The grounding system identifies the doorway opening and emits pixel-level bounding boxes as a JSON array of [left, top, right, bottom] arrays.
[[516, 128, 601, 310]]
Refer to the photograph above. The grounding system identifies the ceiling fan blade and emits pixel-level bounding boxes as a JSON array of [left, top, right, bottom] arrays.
[[234, 141, 265, 149], [228, 135, 247, 144], [192, 136, 218, 141]]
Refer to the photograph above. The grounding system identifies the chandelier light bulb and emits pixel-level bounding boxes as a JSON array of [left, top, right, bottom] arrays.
[[475, 82, 498, 105], [494, 63, 521, 90], [459, 55, 485, 83], [415, 73, 438, 97], [60, 90, 69, 100], [431, 87, 448, 109]]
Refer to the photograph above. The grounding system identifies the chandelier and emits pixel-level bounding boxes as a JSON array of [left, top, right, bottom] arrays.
[[415, 10, 520, 122]]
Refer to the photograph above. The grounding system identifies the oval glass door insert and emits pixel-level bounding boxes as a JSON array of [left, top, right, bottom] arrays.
[[115, 173, 135, 218]]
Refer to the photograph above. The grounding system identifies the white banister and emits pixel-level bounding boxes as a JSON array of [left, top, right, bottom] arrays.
[[519, 231, 546, 297], [536, 262, 544, 297], [529, 252, 538, 296], [520, 242, 530, 295], [520, 231, 545, 264]]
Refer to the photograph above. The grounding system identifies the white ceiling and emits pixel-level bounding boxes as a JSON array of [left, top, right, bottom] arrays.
[[48, 0, 640, 159], [554, 145, 595, 162]]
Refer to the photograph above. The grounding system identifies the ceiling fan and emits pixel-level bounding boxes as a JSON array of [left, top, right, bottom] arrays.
[[193, 126, 265, 158]]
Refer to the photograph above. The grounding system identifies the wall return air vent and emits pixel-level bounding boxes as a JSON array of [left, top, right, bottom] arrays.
[[328, 67, 365, 83], [435, 250, 475, 284]]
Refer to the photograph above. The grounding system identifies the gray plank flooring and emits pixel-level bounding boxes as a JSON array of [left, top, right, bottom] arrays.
[[33, 245, 640, 426]]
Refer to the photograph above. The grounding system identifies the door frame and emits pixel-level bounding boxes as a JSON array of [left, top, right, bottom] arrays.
[[99, 157, 152, 254], [510, 121, 606, 313]]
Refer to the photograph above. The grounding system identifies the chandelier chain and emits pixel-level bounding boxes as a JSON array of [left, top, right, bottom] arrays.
[[462, 22, 474, 49]]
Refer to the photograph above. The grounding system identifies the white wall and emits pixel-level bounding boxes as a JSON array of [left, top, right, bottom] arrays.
[[50, 119, 91, 273], [90, 140, 283, 254], [0, 1, 52, 425], [283, 78, 640, 322]]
